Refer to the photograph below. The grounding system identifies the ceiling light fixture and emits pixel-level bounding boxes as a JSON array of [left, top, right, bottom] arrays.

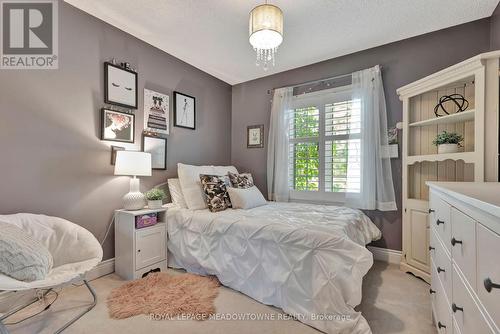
[[249, 1, 283, 71]]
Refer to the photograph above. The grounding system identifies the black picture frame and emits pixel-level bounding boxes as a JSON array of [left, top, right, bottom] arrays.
[[173, 91, 196, 130], [110, 145, 125, 165], [100, 108, 135, 143], [247, 124, 264, 148], [104, 62, 138, 109], [142, 134, 167, 170]]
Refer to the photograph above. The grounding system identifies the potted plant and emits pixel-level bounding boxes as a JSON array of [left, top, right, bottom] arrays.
[[432, 131, 464, 154], [145, 188, 165, 209]]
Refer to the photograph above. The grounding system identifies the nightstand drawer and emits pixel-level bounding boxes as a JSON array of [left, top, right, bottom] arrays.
[[135, 224, 166, 270]]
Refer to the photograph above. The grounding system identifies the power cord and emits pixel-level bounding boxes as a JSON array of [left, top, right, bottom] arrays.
[[3, 290, 59, 325], [100, 213, 116, 246]]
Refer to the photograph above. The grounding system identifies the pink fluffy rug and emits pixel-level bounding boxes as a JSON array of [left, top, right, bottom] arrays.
[[107, 272, 220, 320]]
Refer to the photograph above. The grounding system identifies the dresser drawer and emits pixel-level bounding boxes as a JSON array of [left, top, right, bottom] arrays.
[[452, 265, 496, 334], [450, 208, 477, 290], [434, 266, 453, 334], [429, 191, 452, 254], [453, 318, 461, 334], [477, 223, 500, 329], [431, 227, 452, 299]]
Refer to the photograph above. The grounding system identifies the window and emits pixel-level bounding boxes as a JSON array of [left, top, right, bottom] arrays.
[[288, 87, 361, 203]]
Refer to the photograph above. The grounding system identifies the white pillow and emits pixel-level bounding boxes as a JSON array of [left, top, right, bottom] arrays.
[[177, 163, 238, 210], [0, 221, 53, 282], [227, 186, 267, 209], [167, 178, 187, 208]]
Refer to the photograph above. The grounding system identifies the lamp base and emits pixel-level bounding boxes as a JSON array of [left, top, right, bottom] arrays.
[[123, 177, 145, 210], [123, 192, 146, 210]]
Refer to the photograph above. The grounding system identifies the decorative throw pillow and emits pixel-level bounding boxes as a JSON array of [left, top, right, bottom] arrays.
[[228, 171, 254, 189], [0, 222, 53, 282], [178, 163, 238, 210], [227, 186, 267, 209], [199, 174, 232, 212]]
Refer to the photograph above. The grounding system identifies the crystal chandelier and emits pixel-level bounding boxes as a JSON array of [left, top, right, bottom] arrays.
[[249, 2, 283, 70]]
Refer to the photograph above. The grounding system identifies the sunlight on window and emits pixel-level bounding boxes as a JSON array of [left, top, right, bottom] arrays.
[[288, 96, 361, 194]]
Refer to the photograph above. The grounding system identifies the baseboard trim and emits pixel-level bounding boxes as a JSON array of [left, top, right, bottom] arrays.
[[368, 246, 402, 265], [86, 258, 115, 281]]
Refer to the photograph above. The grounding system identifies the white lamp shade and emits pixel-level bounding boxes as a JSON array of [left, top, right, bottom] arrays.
[[114, 151, 152, 177]]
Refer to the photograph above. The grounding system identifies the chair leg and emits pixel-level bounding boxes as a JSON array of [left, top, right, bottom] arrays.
[[0, 280, 97, 334], [0, 319, 8, 334], [54, 280, 97, 334]]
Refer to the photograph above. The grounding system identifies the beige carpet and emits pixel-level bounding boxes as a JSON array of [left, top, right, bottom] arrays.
[[3, 261, 437, 334]]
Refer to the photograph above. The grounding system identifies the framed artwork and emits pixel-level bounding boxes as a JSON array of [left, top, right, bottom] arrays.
[[142, 134, 167, 170], [101, 108, 135, 143], [104, 62, 138, 109], [110, 146, 125, 165], [247, 124, 264, 148], [174, 91, 196, 130], [144, 89, 169, 136]]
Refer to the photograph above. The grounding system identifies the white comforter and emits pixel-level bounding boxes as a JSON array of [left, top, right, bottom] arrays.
[[167, 202, 381, 334]]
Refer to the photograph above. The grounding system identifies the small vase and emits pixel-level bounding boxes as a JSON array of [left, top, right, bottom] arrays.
[[148, 200, 162, 209], [438, 144, 459, 154]]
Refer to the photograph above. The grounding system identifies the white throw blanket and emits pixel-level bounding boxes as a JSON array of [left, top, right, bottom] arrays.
[[167, 202, 381, 334]]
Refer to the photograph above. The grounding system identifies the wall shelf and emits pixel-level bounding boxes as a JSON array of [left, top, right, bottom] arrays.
[[407, 152, 476, 164], [408, 109, 475, 127]]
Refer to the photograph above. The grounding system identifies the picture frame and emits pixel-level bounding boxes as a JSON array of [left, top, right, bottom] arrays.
[[142, 134, 167, 170], [110, 145, 125, 165], [144, 89, 169, 136], [247, 124, 264, 148], [100, 108, 135, 143], [104, 62, 138, 109], [173, 91, 196, 130]]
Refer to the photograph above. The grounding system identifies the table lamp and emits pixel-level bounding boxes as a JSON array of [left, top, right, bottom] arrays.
[[114, 151, 152, 210]]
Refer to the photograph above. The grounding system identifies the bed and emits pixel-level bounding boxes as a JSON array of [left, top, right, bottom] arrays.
[[166, 201, 381, 334]]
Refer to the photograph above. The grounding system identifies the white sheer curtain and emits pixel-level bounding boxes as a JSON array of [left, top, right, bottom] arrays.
[[346, 65, 397, 211], [267, 87, 293, 201]]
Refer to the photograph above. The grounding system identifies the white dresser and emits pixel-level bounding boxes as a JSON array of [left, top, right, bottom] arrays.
[[427, 182, 500, 334]]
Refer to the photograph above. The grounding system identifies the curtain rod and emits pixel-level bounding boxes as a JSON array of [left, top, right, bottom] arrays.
[[268, 65, 384, 94]]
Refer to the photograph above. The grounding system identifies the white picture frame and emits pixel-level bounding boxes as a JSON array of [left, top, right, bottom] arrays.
[[144, 89, 169, 136]]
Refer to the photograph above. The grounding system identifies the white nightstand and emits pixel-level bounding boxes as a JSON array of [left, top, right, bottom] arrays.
[[114, 208, 167, 280]]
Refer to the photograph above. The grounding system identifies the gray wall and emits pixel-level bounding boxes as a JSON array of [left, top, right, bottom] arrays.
[[231, 19, 492, 251], [0, 3, 232, 260], [491, 3, 500, 49]]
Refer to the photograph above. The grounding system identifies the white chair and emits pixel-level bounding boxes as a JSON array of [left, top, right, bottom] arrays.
[[0, 214, 103, 334]]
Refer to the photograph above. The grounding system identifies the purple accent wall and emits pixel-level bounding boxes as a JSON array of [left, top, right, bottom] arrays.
[[0, 3, 232, 260], [491, 2, 500, 49], [231, 19, 492, 251]]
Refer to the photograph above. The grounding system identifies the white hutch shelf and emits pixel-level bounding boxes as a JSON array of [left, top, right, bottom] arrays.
[[397, 51, 500, 283]]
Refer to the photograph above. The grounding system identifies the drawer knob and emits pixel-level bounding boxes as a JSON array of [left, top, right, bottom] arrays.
[[437, 266, 445, 273], [429, 246, 435, 251], [428, 209, 435, 214], [429, 288, 436, 294], [438, 321, 446, 329], [451, 237, 462, 246], [436, 219, 445, 226], [484, 278, 500, 293], [137, 249, 141, 253], [452, 303, 464, 313]]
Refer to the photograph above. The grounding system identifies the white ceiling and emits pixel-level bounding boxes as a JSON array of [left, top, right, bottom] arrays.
[[64, 0, 499, 85]]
